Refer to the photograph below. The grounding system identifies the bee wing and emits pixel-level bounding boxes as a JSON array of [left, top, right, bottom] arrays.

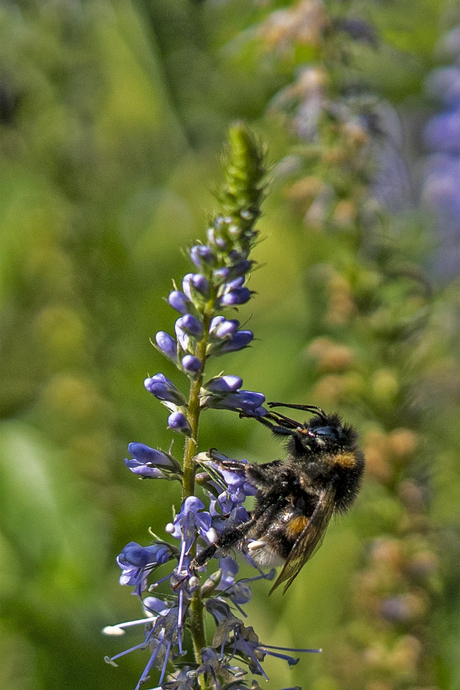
[[269, 487, 335, 595]]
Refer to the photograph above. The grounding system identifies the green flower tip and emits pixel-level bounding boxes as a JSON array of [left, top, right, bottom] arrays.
[[221, 125, 267, 198], [217, 122, 269, 251]]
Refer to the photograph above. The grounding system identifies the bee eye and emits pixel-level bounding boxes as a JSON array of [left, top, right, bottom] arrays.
[[313, 426, 339, 440]]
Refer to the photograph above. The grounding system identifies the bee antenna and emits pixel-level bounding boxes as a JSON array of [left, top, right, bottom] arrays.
[[268, 402, 327, 419]]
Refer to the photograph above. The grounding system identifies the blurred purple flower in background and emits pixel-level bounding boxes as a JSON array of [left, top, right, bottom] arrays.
[[422, 25, 460, 277]]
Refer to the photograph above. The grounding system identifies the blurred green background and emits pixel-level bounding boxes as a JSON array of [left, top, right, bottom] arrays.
[[1, 1, 459, 689]]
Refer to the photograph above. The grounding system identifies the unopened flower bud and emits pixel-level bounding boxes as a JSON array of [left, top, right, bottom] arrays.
[[167, 411, 192, 436], [144, 373, 187, 406], [168, 290, 192, 315], [155, 331, 177, 361]]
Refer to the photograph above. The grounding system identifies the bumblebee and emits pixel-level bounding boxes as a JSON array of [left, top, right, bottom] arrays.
[[193, 402, 365, 594]]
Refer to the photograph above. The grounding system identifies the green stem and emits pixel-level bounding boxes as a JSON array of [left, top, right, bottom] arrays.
[[190, 587, 208, 689], [182, 311, 212, 499], [181, 311, 212, 685], [182, 370, 202, 499]]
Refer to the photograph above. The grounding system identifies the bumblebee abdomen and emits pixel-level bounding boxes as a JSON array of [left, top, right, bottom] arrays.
[[247, 503, 310, 566], [285, 514, 309, 539], [332, 449, 365, 512]]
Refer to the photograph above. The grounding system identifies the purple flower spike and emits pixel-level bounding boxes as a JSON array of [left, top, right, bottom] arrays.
[[168, 411, 192, 436], [168, 290, 192, 315], [181, 354, 202, 376], [155, 331, 177, 361], [205, 375, 243, 393], [219, 287, 252, 307], [144, 373, 187, 406]]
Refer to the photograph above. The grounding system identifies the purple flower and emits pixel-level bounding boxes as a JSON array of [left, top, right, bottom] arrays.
[[160, 666, 197, 690], [181, 354, 201, 375], [175, 314, 203, 338], [216, 556, 239, 588], [138, 597, 183, 686], [205, 599, 319, 677], [425, 111, 460, 154], [212, 267, 231, 285], [210, 329, 254, 356], [204, 375, 243, 393], [213, 557, 253, 606], [123, 459, 165, 479], [143, 595, 172, 617], [190, 245, 216, 268], [117, 541, 175, 596], [144, 374, 187, 406], [213, 319, 240, 339], [182, 273, 210, 300], [195, 647, 244, 688], [204, 455, 256, 517], [124, 442, 182, 478], [175, 315, 203, 351], [168, 290, 192, 315], [215, 463, 256, 503], [207, 225, 228, 250], [168, 411, 192, 436], [229, 259, 253, 279], [209, 315, 225, 333], [203, 389, 267, 416], [166, 496, 215, 552], [225, 277, 245, 290], [213, 261, 253, 286], [425, 66, 460, 108], [155, 331, 177, 362], [442, 25, 460, 57], [219, 287, 252, 307], [104, 595, 187, 689], [208, 503, 250, 542], [214, 561, 277, 607]]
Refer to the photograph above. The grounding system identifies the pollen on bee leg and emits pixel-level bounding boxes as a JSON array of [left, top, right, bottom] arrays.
[[248, 539, 267, 551], [207, 528, 219, 544]]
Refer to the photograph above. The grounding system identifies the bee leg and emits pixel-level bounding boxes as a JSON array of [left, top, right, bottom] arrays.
[[191, 518, 256, 571], [191, 543, 218, 569], [240, 411, 295, 437], [246, 460, 281, 487]]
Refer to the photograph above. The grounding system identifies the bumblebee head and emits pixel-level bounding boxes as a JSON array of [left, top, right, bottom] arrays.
[[294, 412, 358, 456], [264, 403, 358, 459]]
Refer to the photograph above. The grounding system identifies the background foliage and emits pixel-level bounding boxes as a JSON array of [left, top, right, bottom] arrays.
[[1, 1, 460, 689]]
